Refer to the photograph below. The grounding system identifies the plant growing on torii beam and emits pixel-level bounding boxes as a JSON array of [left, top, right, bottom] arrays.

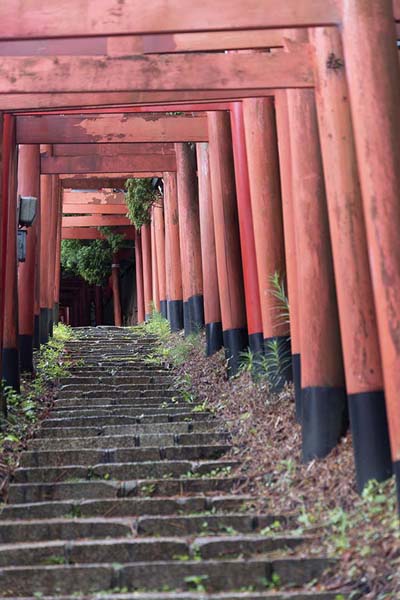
[[124, 178, 161, 230]]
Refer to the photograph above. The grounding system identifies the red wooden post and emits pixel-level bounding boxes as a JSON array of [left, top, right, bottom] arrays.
[[196, 143, 223, 355], [39, 146, 53, 344], [53, 187, 62, 326], [94, 285, 103, 326], [154, 198, 167, 318], [175, 143, 204, 335], [230, 102, 263, 359], [111, 253, 122, 326], [1, 114, 19, 393], [17, 144, 40, 372], [150, 208, 160, 313], [311, 26, 391, 491], [207, 111, 247, 376], [46, 175, 60, 337], [134, 230, 145, 324], [341, 0, 400, 502], [141, 223, 152, 320], [242, 97, 291, 388], [274, 90, 302, 420], [163, 171, 183, 331], [287, 88, 347, 461]]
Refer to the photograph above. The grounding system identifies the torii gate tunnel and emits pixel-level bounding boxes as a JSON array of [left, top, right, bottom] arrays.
[[1, 0, 400, 509]]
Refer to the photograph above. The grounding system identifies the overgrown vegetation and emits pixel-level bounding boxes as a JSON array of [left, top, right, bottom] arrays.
[[137, 311, 400, 599], [124, 178, 160, 230], [61, 228, 126, 285], [0, 323, 75, 497]]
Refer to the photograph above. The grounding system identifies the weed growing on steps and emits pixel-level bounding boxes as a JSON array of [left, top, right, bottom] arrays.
[[0, 323, 75, 497]]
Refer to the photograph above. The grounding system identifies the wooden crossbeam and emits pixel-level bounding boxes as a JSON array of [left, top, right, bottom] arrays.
[[63, 191, 126, 204], [62, 215, 131, 227], [0, 1, 343, 39], [52, 143, 175, 157], [62, 226, 134, 240], [0, 91, 275, 111], [63, 204, 127, 214], [17, 114, 208, 144], [0, 49, 313, 94], [41, 154, 177, 174], [60, 174, 160, 189]]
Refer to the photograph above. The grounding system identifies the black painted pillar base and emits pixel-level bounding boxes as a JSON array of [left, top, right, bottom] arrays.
[[160, 300, 168, 320], [348, 390, 392, 492], [145, 313, 152, 322], [223, 328, 248, 377], [292, 353, 302, 423], [248, 332, 264, 374], [53, 302, 59, 326], [264, 335, 293, 392], [2, 347, 20, 392], [188, 294, 204, 333], [183, 301, 191, 336], [19, 334, 34, 373], [302, 386, 348, 462], [39, 308, 49, 345], [33, 314, 41, 350], [167, 300, 184, 332], [205, 322, 223, 356], [394, 461, 400, 512], [48, 307, 54, 338]]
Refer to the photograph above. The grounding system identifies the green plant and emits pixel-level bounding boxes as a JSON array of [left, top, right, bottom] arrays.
[[269, 271, 290, 329], [261, 338, 292, 390], [184, 575, 209, 592], [124, 178, 160, 230]]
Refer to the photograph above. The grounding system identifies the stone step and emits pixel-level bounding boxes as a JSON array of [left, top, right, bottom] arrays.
[[57, 388, 177, 399], [33, 421, 222, 439], [0, 495, 253, 520], [19, 444, 231, 468], [27, 432, 231, 451], [7, 476, 243, 503], [9, 592, 345, 600], [50, 407, 200, 417], [0, 513, 290, 543], [0, 558, 333, 596], [13, 460, 239, 484], [0, 533, 307, 567], [52, 399, 189, 409], [40, 413, 212, 429], [60, 376, 176, 385]]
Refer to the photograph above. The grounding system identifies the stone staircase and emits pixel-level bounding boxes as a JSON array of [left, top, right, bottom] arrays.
[[0, 327, 342, 599]]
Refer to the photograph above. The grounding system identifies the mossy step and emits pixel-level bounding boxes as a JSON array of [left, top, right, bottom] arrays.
[[20, 444, 231, 468], [13, 459, 239, 484], [40, 413, 213, 429], [8, 592, 346, 600], [0, 557, 334, 596], [0, 495, 254, 520], [50, 407, 205, 418]]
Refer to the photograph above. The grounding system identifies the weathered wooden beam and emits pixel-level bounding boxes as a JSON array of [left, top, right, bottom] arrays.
[[63, 204, 127, 214], [0, 29, 292, 57], [62, 215, 131, 227], [17, 114, 208, 144], [63, 191, 125, 204], [41, 154, 177, 174], [60, 175, 160, 189], [53, 143, 175, 157], [0, 91, 276, 112], [62, 226, 134, 240], [0, 1, 341, 39], [0, 49, 313, 94]]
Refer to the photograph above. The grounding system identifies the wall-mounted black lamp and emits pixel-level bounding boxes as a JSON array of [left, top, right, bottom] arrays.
[[17, 196, 38, 262]]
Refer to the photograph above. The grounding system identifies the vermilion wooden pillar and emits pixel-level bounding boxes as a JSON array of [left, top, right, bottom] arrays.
[[53, 192, 62, 327], [154, 199, 167, 318], [150, 208, 160, 313], [47, 175, 60, 338], [2, 114, 19, 393], [207, 111, 247, 376], [141, 222, 152, 320], [175, 143, 204, 336], [312, 26, 391, 491], [95, 285, 103, 326], [287, 89, 347, 461], [274, 91, 302, 420], [0, 114, 4, 398], [134, 230, 145, 324], [196, 143, 223, 356], [17, 145, 40, 372], [163, 171, 183, 331], [39, 146, 52, 345], [111, 253, 122, 326], [230, 102, 264, 361], [242, 97, 292, 387], [342, 0, 400, 502]]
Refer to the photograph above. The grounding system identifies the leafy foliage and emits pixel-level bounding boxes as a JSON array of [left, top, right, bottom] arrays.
[[61, 229, 126, 285], [124, 178, 159, 230]]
